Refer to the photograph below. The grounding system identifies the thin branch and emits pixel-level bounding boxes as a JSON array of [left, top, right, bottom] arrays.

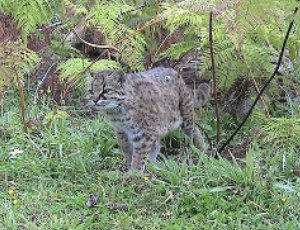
[[252, 78, 270, 118], [34, 61, 58, 104], [73, 31, 119, 52], [16, 74, 27, 132], [209, 11, 221, 146], [0, 91, 4, 116], [217, 6, 299, 154]]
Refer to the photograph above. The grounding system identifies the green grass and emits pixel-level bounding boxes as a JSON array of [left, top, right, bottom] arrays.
[[1, 95, 300, 229]]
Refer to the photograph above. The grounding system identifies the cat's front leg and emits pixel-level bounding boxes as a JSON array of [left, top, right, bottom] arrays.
[[130, 132, 153, 171], [148, 139, 161, 163], [116, 129, 132, 170]]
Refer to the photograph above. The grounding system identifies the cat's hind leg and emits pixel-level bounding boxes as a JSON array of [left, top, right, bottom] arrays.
[[179, 83, 208, 153], [181, 113, 207, 152]]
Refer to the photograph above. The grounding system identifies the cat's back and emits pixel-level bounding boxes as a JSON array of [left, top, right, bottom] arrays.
[[123, 67, 189, 134], [126, 67, 179, 86], [124, 67, 182, 105]]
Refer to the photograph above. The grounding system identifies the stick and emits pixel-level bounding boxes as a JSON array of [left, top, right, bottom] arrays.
[[73, 31, 119, 52], [16, 74, 27, 132], [217, 6, 299, 154]]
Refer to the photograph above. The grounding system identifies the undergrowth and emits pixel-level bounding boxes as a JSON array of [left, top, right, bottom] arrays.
[[1, 0, 300, 229], [1, 93, 300, 229]]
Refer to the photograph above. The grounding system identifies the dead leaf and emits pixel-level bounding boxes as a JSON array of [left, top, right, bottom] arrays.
[[9, 148, 23, 160], [86, 194, 99, 208], [106, 203, 128, 212]]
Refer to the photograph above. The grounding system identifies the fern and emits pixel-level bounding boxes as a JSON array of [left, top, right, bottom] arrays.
[[85, 2, 147, 70], [0, 42, 39, 91], [88, 2, 133, 42], [163, 3, 208, 33], [242, 43, 273, 77], [160, 40, 201, 60], [0, 0, 59, 39], [90, 59, 122, 72], [58, 58, 121, 84], [58, 58, 91, 81], [0, 42, 39, 129], [166, 0, 300, 90], [2, 0, 297, 85], [119, 31, 147, 71]]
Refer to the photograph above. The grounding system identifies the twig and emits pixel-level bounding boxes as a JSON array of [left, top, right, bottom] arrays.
[[252, 78, 270, 118], [217, 6, 299, 154], [209, 11, 221, 146], [73, 31, 119, 52], [16, 74, 27, 132], [24, 133, 45, 155], [60, 21, 121, 97], [0, 91, 4, 116]]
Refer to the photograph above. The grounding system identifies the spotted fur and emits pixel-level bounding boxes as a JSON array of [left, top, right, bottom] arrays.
[[86, 67, 209, 171]]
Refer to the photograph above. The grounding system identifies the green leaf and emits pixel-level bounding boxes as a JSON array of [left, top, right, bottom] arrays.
[[58, 58, 91, 80], [90, 60, 122, 72]]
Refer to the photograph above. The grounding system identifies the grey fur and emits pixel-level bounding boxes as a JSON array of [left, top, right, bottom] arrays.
[[86, 67, 210, 171]]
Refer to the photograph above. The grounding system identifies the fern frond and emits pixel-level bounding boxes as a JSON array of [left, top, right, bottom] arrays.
[[0, 0, 59, 39], [120, 31, 147, 71], [58, 58, 91, 81], [88, 2, 133, 42], [160, 40, 201, 60], [242, 43, 273, 76], [90, 59, 122, 72], [0, 42, 39, 90], [86, 2, 146, 70], [163, 3, 208, 33], [58, 58, 121, 81], [58, 58, 122, 89]]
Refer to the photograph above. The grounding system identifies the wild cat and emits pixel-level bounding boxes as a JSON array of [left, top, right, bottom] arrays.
[[86, 67, 210, 171]]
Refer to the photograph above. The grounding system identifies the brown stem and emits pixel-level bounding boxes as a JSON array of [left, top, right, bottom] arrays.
[[209, 11, 221, 146], [16, 74, 27, 132], [252, 78, 270, 118]]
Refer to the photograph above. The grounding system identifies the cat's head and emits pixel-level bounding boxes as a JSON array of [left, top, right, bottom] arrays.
[[85, 70, 125, 112]]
